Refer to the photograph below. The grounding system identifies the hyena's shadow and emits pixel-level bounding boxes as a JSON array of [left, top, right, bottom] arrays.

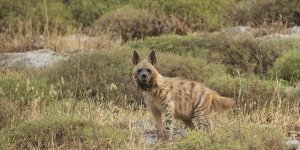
[[143, 127, 186, 145], [136, 118, 187, 145]]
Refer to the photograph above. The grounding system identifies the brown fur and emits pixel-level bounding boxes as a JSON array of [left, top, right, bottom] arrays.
[[132, 51, 235, 141]]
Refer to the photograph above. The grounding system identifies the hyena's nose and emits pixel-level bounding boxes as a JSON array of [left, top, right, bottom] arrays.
[[141, 74, 147, 78]]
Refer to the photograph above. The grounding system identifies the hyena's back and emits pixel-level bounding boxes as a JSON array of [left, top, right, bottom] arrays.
[[165, 78, 235, 120]]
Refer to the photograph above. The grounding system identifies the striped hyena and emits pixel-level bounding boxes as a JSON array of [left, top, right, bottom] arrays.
[[132, 50, 235, 141]]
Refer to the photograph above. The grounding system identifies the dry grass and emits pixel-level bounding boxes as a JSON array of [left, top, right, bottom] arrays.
[[0, 93, 298, 149], [0, 32, 121, 53]]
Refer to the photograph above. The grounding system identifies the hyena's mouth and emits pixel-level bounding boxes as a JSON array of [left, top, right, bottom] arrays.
[[140, 79, 149, 83], [137, 79, 154, 90]]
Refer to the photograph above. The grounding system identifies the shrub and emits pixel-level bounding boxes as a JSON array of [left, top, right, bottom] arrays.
[[0, 116, 130, 149], [42, 47, 297, 110], [131, 33, 287, 75], [133, 0, 233, 31], [206, 75, 289, 110], [130, 34, 205, 56], [95, 6, 167, 42], [231, 0, 300, 26], [43, 47, 227, 105], [270, 50, 300, 83], [165, 123, 286, 150], [68, 0, 106, 26]]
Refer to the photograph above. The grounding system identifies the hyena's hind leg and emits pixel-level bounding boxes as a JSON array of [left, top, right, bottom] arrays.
[[193, 111, 210, 130], [193, 95, 212, 130]]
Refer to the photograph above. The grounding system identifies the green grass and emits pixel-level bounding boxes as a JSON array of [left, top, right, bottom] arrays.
[[165, 123, 286, 150], [130, 33, 296, 75], [0, 115, 130, 149]]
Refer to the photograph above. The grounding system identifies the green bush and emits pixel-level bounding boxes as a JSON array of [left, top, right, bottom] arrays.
[[206, 75, 289, 109], [165, 123, 286, 150], [0, 116, 129, 149], [43, 47, 296, 109], [270, 50, 300, 83], [131, 33, 287, 75], [68, 0, 106, 26], [130, 34, 205, 56], [43, 47, 226, 104]]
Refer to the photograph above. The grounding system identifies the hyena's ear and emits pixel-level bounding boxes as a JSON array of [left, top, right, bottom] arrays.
[[132, 50, 141, 65], [148, 50, 157, 65]]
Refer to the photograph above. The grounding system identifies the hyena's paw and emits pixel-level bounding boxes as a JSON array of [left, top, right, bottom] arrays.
[[156, 131, 164, 142], [163, 130, 173, 142]]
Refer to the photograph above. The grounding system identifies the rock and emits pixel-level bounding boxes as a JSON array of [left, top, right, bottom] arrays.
[[288, 26, 300, 35], [134, 118, 186, 145], [61, 34, 93, 52], [0, 49, 69, 68], [259, 33, 300, 39], [286, 139, 300, 150], [225, 26, 253, 34], [143, 128, 186, 145]]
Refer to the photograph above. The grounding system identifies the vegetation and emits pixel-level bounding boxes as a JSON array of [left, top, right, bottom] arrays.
[[130, 33, 296, 75], [0, 0, 300, 149], [270, 50, 300, 83], [0, 0, 299, 39], [165, 123, 286, 150]]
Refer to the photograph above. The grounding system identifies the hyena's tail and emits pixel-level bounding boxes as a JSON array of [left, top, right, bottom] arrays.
[[210, 93, 235, 112]]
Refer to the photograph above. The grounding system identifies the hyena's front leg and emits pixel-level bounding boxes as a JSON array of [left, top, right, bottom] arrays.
[[151, 107, 163, 141], [163, 103, 174, 142]]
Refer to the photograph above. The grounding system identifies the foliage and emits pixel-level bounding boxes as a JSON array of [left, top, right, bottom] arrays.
[[131, 33, 287, 75], [165, 123, 286, 150], [0, 115, 129, 149], [232, 0, 300, 26], [0, 71, 51, 104], [270, 50, 300, 83]]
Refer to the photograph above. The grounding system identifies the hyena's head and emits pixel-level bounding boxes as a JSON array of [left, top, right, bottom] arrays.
[[132, 50, 158, 90]]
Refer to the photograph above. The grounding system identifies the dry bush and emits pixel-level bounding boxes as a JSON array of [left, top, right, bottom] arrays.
[[231, 0, 300, 27], [0, 33, 44, 52], [96, 6, 162, 42], [0, 32, 120, 53], [46, 33, 120, 52]]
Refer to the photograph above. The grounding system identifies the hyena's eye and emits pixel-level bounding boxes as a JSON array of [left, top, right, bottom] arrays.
[[137, 69, 142, 73], [146, 69, 151, 73]]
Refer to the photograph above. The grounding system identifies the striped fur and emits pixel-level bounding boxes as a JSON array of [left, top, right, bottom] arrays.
[[132, 51, 235, 141]]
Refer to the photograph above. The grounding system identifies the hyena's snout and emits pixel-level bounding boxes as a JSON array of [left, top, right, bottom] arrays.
[[137, 68, 152, 83]]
